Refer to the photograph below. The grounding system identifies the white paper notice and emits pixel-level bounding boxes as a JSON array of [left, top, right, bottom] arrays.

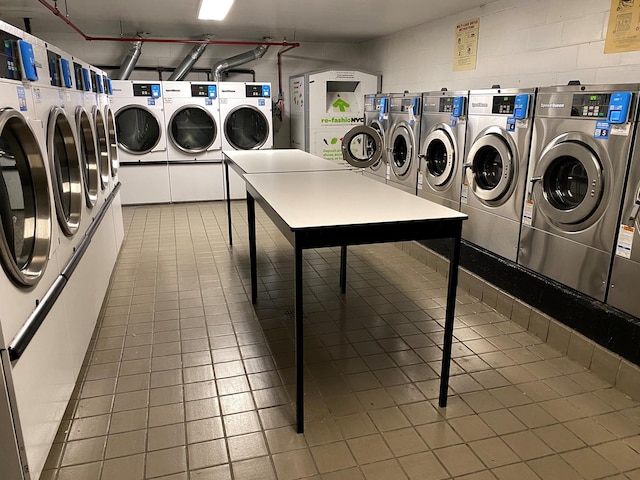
[[616, 224, 635, 258], [386, 164, 391, 181], [418, 171, 424, 190], [461, 183, 469, 204], [523, 200, 534, 226]]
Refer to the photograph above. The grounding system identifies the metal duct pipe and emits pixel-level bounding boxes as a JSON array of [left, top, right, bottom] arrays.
[[116, 40, 143, 80], [212, 38, 271, 82], [168, 38, 210, 81]]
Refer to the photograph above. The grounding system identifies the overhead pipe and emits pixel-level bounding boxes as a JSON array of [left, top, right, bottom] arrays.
[[168, 36, 211, 81], [275, 43, 299, 121], [211, 38, 271, 82], [116, 39, 143, 80], [36, 0, 299, 48]]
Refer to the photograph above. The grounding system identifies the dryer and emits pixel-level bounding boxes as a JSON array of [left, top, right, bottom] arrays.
[[386, 92, 422, 194], [111, 79, 170, 204], [418, 90, 468, 210], [462, 87, 536, 262], [341, 93, 390, 182], [163, 80, 225, 202], [520, 84, 640, 302], [219, 81, 273, 199]]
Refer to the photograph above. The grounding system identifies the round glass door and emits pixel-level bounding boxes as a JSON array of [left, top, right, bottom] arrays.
[[389, 124, 414, 178], [369, 120, 386, 171], [115, 105, 161, 154], [75, 107, 99, 207], [94, 107, 110, 189], [422, 127, 455, 189], [224, 106, 268, 150], [106, 108, 119, 177], [465, 130, 514, 203], [341, 125, 384, 169], [169, 105, 217, 153], [48, 108, 82, 237], [533, 140, 604, 227], [0, 108, 52, 287]]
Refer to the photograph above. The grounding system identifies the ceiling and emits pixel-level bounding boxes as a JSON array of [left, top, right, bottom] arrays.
[[1, 0, 489, 43]]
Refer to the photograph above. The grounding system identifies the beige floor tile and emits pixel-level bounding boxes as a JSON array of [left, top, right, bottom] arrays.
[[148, 403, 185, 428], [594, 440, 640, 471], [435, 444, 485, 477], [57, 462, 102, 480], [101, 454, 145, 480], [449, 415, 496, 442], [147, 423, 186, 451], [469, 437, 520, 468], [265, 426, 308, 454], [190, 464, 232, 480], [272, 449, 318, 480], [232, 456, 276, 480], [304, 419, 344, 446], [561, 448, 617, 480], [223, 411, 262, 437], [67, 415, 110, 441], [105, 429, 146, 459], [310, 441, 357, 473], [416, 421, 463, 449], [398, 452, 449, 480], [528, 455, 584, 480], [382, 427, 428, 457], [565, 418, 617, 446], [369, 406, 411, 432], [227, 432, 268, 462], [509, 404, 557, 429], [146, 446, 187, 478], [60, 436, 106, 466], [501, 430, 553, 461], [187, 417, 225, 444], [335, 412, 377, 439], [492, 462, 540, 480], [534, 424, 586, 453], [400, 401, 443, 425], [361, 459, 408, 480], [320, 467, 365, 480], [347, 434, 393, 464]]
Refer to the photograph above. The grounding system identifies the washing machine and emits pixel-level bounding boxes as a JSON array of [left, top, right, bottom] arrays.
[[30, 46, 85, 267], [519, 84, 640, 302], [341, 93, 390, 182], [0, 24, 76, 480], [461, 87, 536, 262], [219, 81, 273, 199], [418, 90, 468, 210], [111, 79, 170, 204], [163, 80, 225, 202], [386, 92, 422, 194]]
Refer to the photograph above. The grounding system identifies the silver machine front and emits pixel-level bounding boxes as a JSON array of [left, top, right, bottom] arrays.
[[519, 84, 640, 302], [418, 90, 468, 210], [387, 93, 421, 194], [461, 87, 536, 262]]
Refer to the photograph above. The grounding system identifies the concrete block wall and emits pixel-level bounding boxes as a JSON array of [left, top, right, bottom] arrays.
[[360, 0, 640, 92]]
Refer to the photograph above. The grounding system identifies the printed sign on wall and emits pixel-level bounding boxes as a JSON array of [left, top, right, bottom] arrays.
[[605, 0, 640, 53], [453, 18, 480, 71]]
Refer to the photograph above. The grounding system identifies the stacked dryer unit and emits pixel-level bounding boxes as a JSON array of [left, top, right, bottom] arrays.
[[162, 80, 224, 202], [418, 90, 468, 210], [461, 87, 536, 262], [519, 83, 640, 302], [341, 93, 389, 181], [219, 81, 273, 199], [386, 92, 422, 194], [111, 79, 169, 204]]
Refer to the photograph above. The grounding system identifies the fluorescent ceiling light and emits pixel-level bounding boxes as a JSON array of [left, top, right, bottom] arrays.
[[198, 0, 234, 20]]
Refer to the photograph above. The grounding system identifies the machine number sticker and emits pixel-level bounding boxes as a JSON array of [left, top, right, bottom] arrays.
[[386, 164, 391, 181], [611, 124, 631, 136], [595, 121, 610, 140], [16, 86, 27, 111], [205, 98, 212, 106], [616, 224, 635, 258], [506, 118, 516, 132], [522, 200, 534, 226], [418, 171, 424, 190], [148, 98, 156, 106], [450, 117, 458, 128], [461, 183, 469, 204], [259, 99, 266, 106]]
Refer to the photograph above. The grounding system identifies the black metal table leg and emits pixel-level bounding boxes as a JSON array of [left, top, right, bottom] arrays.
[[247, 192, 257, 304], [340, 245, 347, 294], [439, 222, 462, 407], [225, 159, 233, 246], [294, 237, 304, 433]]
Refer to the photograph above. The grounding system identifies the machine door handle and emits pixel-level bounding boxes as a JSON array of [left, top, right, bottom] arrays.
[[463, 162, 473, 171], [530, 176, 542, 184], [627, 194, 640, 227]]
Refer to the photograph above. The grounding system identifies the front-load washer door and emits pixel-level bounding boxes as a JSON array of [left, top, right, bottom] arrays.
[[531, 139, 604, 230], [115, 105, 162, 155], [169, 105, 217, 154], [93, 106, 110, 189], [465, 127, 515, 205], [47, 107, 83, 237], [75, 107, 99, 208], [105, 108, 119, 177], [341, 125, 384, 169], [224, 105, 268, 150], [421, 125, 456, 191], [389, 123, 415, 179], [0, 108, 52, 287], [368, 120, 386, 172]]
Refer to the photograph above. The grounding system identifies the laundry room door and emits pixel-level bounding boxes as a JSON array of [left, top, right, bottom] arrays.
[[0, 108, 52, 287], [341, 125, 385, 169], [169, 105, 218, 153], [465, 127, 516, 205], [224, 106, 269, 150]]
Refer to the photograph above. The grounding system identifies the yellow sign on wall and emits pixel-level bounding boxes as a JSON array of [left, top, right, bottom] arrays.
[[605, 0, 640, 53], [454, 18, 480, 72]]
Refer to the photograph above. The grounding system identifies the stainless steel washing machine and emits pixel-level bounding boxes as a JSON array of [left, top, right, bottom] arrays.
[[418, 89, 468, 210], [519, 84, 640, 301], [341, 93, 389, 181], [462, 87, 536, 262], [387, 92, 422, 194]]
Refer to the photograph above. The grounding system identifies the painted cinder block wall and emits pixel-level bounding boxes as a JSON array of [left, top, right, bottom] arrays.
[[360, 0, 640, 93]]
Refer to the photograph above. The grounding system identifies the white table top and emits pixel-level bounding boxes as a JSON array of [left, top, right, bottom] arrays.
[[244, 170, 467, 230], [223, 149, 348, 174]]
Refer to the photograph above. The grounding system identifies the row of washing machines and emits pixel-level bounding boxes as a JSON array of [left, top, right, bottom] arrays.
[[0, 21, 123, 480], [111, 79, 273, 204], [341, 85, 640, 320]]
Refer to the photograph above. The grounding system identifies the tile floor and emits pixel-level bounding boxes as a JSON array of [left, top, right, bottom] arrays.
[[41, 201, 640, 480]]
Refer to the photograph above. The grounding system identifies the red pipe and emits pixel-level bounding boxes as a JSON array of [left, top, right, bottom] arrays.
[[37, 0, 300, 47]]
